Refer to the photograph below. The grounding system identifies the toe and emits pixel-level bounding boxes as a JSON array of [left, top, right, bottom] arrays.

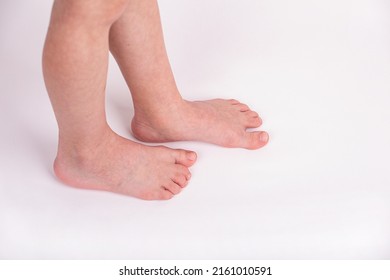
[[229, 99, 240, 104], [164, 182, 182, 195], [235, 103, 250, 112], [246, 116, 263, 128], [158, 190, 175, 200], [172, 164, 191, 187], [245, 110, 260, 119], [173, 149, 197, 167], [172, 173, 188, 188], [242, 111, 262, 127], [243, 131, 269, 150]]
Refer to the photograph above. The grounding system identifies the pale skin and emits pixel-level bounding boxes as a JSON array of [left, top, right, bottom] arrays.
[[42, 0, 269, 200]]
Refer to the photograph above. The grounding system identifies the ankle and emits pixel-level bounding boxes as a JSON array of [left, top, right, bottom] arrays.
[[134, 97, 186, 122], [56, 128, 116, 163]]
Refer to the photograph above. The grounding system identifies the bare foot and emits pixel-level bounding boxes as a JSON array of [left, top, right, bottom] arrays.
[[132, 98, 269, 150], [53, 130, 197, 200]]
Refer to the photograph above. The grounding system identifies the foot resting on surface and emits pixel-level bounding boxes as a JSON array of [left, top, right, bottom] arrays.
[[132, 98, 269, 150], [53, 131, 197, 200]]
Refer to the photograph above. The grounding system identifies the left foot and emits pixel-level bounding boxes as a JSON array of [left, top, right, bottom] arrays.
[[132, 98, 269, 150]]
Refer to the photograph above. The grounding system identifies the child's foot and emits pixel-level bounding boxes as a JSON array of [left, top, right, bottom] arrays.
[[132, 98, 269, 150], [53, 130, 196, 200]]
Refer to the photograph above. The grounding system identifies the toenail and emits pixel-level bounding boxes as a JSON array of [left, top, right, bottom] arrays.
[[187, 152, 196, 161], [260, 131, 269, 142]]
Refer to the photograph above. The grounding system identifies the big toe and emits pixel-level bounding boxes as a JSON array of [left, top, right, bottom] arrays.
[[173, 149, 197, 167], [243, 131, 269, 150]]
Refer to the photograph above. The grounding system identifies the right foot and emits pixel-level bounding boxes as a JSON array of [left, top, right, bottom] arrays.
[[132, 98, 269, 150], [53, 131, 197, 200]]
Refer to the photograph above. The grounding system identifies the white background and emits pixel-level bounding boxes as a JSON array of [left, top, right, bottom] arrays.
[[0, 0, 389, 259]]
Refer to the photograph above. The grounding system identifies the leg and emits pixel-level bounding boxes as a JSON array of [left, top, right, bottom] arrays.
[[109, 0, 269, 150], [42, 0, 196, 200]]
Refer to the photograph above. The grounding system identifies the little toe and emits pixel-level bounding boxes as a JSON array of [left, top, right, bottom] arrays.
[[158, 190, 175, 200], [243, 131, 269, 150], [173, 149, 197, 167]]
